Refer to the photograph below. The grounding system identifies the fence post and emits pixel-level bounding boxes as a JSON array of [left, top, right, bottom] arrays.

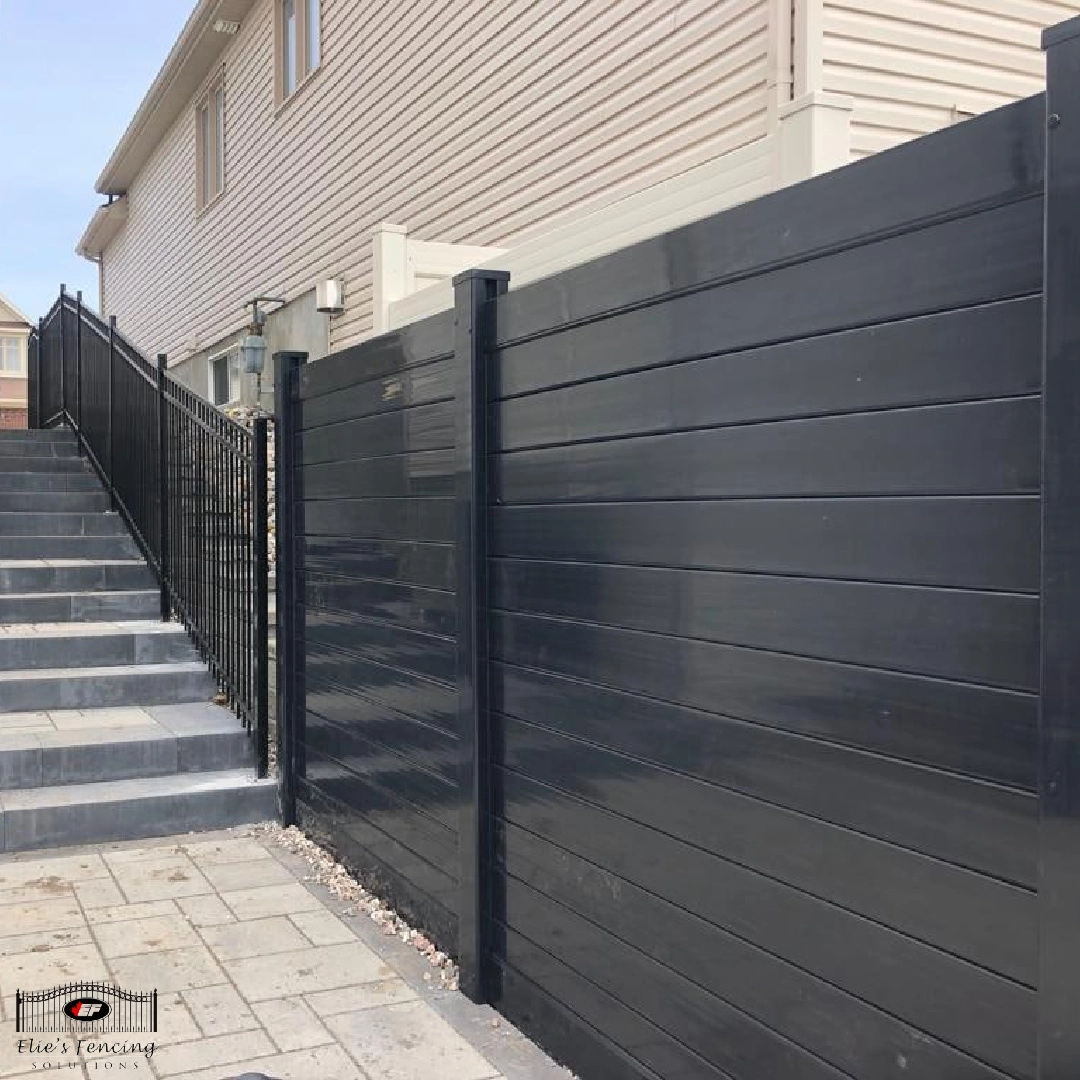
[[58, 284, 66, 420], [75, 289, 83, 430], [107, 316, 116, 486], [452, 268, 510, 1004], [274, 351, 307, 825], [252, 415, 270, 779], [156, 354, 170, 620], [1040, 18, 1080, 1080]]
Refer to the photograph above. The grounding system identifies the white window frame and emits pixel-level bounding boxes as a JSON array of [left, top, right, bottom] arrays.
[[209, 347, 241, 406], [195, 69, 226, 211], [276, 0, 320, 104], [0, 336, 25, 375]]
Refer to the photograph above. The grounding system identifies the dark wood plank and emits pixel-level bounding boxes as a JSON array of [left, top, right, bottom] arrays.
[[305, 608, 455, 684], [497, 771, 1035, 1078], [494, 297, 1040, 445], [493, 611, 1037, 789], [497, 725, 1035, 984], [303, 451, 454, 501], [494, 397, 1039, 503], [304, 496, 453, 543], [494, 665, 1035, 885], [492, 560, 1039, 690], [299, 310, 453, 401], [306, 571, 455, 637], [303, 536, 453, 591], [492, 497, 1039, 592], [303, 357, 451, 431], [494, 96, 1043, 346], [301, 401, 453, 464], [499, 821, 1019, 1080]]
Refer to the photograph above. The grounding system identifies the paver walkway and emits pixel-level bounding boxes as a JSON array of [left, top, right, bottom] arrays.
[[0, 828, 567, 1080]]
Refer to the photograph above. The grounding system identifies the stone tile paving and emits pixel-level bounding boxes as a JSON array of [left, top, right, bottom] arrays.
[[0, 826, 571, 1080]]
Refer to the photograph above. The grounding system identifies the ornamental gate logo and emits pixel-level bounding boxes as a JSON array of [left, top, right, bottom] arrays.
[[15, 981, 157, 1034]]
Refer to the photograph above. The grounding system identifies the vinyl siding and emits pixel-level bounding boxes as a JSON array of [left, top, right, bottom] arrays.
[[821, 0, 1079, 158], [102, 0, 773, 361]]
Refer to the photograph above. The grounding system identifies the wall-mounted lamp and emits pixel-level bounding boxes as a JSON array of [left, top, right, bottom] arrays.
[[240, 296, 286, 375]]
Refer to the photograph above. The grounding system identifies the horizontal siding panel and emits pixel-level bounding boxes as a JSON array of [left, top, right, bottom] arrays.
[[494, 665, 1035, 882], [491, 497, 1040, 593], [822, 0, 1071, 155], [494, 611, 1037, 789], [306, 572, 455, 637], [499, 823, 1017, 1080], [303, 537, 453, 590], [492, 560, 1039, 689], [497, 772, 1035, 1077], [494, 398, 1040, 502], [102, 0, 772, 360]]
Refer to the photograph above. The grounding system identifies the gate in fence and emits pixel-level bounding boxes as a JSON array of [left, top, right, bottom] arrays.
[[273, 21, 1080, 1080], [16, 982, 158, 1035]]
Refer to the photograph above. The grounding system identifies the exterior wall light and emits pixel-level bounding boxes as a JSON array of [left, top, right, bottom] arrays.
[[240, 296, 286, 376]]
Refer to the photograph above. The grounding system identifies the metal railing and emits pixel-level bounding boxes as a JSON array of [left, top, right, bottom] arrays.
[[31, 286, 270, 776]]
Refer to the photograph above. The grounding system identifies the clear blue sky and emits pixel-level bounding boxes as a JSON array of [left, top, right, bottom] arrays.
[[0, 0, 193, 321]]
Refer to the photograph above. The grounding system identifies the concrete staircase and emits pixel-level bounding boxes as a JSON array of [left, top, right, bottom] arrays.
[[0, 426, 276, 851]]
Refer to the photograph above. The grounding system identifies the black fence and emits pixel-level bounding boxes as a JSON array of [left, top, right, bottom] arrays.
[[273, 27, 1080, 1080], [31, 290, 270, 775]]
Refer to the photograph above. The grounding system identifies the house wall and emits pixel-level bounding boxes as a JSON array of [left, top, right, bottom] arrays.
[[0, 324, 30, 428], [100, 0, 777, 364], [817, 0, 1078, 157]]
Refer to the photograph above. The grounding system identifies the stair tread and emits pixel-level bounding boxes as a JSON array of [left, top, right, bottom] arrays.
[[0, 702, 239, 736], [0, 589, 156, 600], [0, 661, 208, 681], [0, 559, 144, 568], [1, 769, 273, 809], [0, 620, 186, 638]]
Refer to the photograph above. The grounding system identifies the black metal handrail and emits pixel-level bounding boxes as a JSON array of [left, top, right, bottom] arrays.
[[30, 286, 270, 776]]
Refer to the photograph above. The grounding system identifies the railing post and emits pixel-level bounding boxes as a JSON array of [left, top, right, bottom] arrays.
[[452, 267, 509, 1005], [156, 354, 170, 621], [75, 289, 83, 429], [252, 415, 270, 779], [107, 316, 116, 485], [1040, 18, 1080, 1080], [58, 284, 66, 421], [32, 320, 42, 429], [275, 351, 307, 825]]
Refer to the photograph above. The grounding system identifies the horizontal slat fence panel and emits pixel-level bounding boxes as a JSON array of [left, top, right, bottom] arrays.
[[487, 91, 1043, 1080], [294, 310, 459, 946]]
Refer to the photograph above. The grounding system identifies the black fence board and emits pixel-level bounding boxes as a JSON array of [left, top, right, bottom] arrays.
[[494, 666, 1035, 885], [494, 297, 1041, 446], [498, 822, 1019, 1080], [493, 561, 1038, 690], [306, 572, 455, 637], [304, 496, 454, 543], [301, 400, 454, 464], [497, 774, 1035, 1079], [494, 95, 1043, 346], [303, 451, 455, 501], [303, 537, 453, 591], [495, 611, 1036, 790]]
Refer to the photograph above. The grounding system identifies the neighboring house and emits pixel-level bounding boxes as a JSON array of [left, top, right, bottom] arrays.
[[0, 292, 31, 429], [77, 0, 1075, 407]]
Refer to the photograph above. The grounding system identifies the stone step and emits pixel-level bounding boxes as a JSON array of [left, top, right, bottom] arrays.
[[0, 661, 215, 711], [0, 454, 88, 472], [0, 490, 111, 512], [0, 589, 159, 623], [0, 472, 100, 492], [0, 703, 251, 790], [0, 621, 195, 671], [0, 440, 80, 458], [0, 559, 154, 593], [0, 430, 77, 447], [0, 535, 139, 559], [0, 769, 275, 851], [0, 511, 127, 536]]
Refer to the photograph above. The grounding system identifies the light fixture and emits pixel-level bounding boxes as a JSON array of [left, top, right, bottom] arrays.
[[239, 296, 286, 383], [213, 18, 240, 34]]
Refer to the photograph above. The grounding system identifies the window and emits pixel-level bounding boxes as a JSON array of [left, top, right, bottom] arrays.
[[277, 0, 320, 102], [196, 70, 225, 210], [0, 337, 23, 374], [210, 349, 240, 406]]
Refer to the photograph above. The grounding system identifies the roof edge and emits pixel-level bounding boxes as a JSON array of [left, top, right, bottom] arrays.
[[94, 0, 256, 195], [77, 199, 130, 260]]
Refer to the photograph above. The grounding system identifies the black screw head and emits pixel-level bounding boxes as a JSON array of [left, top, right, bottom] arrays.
[[1050, 112, 1063, 129]]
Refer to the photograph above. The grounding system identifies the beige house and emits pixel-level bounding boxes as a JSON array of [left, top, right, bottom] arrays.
[[78, 0, 1074, 404], [0, 292, 31, 429]]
